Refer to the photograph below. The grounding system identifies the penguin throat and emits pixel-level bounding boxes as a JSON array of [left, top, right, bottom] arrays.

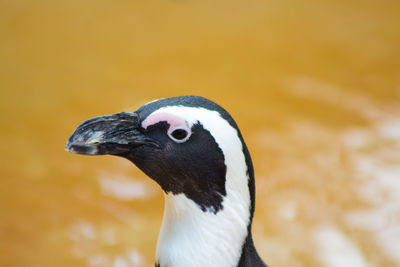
[[156, 190, 251, 267]]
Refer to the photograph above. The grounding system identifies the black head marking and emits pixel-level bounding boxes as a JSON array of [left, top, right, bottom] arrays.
[[122, 119, 227, 213], [138, 96, 256, 216], [129, 96, 256, 217]]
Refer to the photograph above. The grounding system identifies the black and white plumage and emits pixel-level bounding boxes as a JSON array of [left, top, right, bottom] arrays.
[[66, 96, 267, 267]]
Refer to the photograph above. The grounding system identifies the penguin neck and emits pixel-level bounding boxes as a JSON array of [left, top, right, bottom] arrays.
[[156, 188, 252, 267]]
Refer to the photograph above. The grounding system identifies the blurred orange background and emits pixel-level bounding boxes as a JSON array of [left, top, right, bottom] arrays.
[[1, 1, 400, 266]]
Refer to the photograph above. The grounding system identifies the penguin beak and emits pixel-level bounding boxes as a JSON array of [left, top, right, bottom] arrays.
[[66, 112, 158, 155]]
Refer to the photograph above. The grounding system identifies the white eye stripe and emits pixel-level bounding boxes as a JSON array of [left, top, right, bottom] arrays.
[[167, 125, 191, 143]]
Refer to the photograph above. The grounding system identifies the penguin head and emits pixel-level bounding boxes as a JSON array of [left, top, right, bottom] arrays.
[[66, 96, 254, 214]]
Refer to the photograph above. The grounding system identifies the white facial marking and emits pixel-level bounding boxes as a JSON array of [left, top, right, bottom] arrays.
[[142, 112, 187, 130], [142, 112, 192, 143], [145, 105, 251, 267]]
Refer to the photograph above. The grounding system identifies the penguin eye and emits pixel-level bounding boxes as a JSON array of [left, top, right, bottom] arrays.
[[168, 127, 191, 143]]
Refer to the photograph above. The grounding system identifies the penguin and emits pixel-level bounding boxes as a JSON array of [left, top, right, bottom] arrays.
[[66, 96, 267, 267]]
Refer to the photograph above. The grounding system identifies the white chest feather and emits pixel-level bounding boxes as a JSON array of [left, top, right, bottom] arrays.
[[156, 192, 250, 267]]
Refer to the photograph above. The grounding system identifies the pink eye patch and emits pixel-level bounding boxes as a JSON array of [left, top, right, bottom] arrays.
[[142, 112, 188, 130]]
